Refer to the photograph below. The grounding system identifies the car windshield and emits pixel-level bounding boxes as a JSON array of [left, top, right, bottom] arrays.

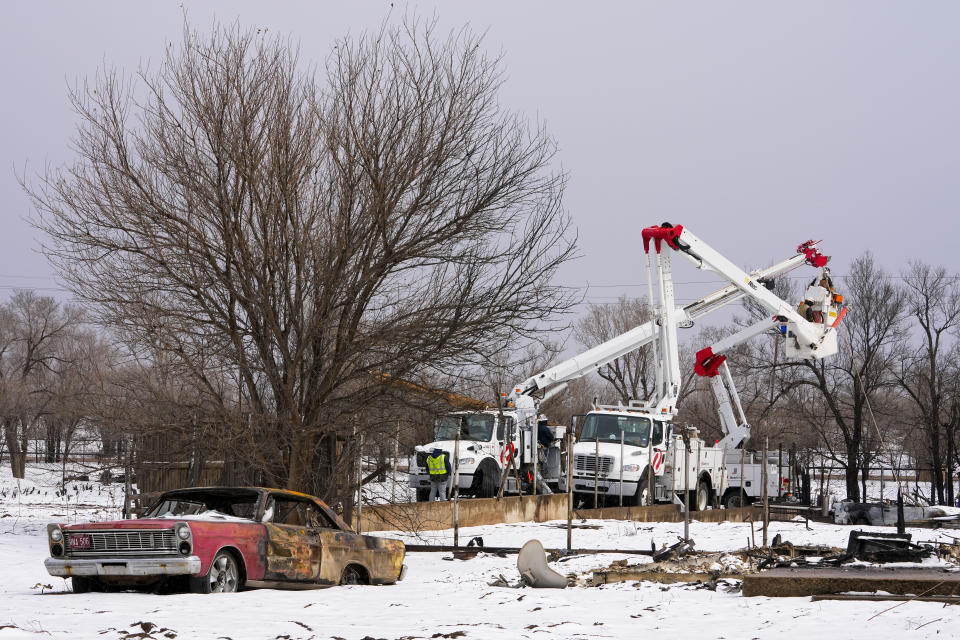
[[579, 413, 656, 447], [144, 491, 260, 520], [435, 413, 495, 442]]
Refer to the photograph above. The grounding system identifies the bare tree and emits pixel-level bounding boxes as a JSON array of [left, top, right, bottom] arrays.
[[0, 291, 84, 478], [26, 19, 576, 495], [784, 253, 906, 500], [573, 296, 655, 403], [896, 261, 960, 504]]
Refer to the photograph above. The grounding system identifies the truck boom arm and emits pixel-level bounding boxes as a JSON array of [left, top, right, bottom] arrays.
[[511, 242, 826, 403]]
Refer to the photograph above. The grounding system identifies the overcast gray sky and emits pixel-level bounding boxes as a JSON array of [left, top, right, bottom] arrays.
[[2, 1, 958, 318]]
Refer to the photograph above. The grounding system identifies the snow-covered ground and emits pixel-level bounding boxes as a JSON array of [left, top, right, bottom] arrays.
[[2, 463, 960, 639]]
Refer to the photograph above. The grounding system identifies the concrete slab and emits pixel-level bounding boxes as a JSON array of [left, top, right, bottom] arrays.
[[742, 566, 960, 598], [593, 569, 743, 585]]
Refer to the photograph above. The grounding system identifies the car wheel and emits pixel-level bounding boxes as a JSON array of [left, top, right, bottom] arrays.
[[340, 565, 365, 586], [191, 550, 241, 594], [71, 576, 92, 593], [415, 488, 431, 502]]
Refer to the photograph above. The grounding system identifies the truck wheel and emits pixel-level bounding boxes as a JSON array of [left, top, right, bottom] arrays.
[[694, 480, 710, 511], [472, 459, 500, 498], [723, 490, 745, 509], [629, 469, 651, 507], [415, 488, 431, 502], [71, 576, 92, 593]]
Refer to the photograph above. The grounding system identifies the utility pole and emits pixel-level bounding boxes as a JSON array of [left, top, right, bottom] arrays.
[[594, 436, 600, 510], [453, 431, 460, 547], [532, 421, 538, 498], [392, 420, 400, 503], [356, 433, 364, 535], [566, 429, 574, 552], [683, 428, 690, 541], [646, 436, 653, 506], [740, 445, 746, 507], [619, 430, 624, 507], [123, 432, 133, 519], [762, 436, 769, 547]]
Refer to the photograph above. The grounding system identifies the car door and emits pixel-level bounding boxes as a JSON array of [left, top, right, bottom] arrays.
[[260, 494, 323, 583]]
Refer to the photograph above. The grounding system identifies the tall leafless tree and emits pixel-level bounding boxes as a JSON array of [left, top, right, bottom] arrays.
[[26, 19, 576, 494], [784, 253, 906, 500], [0, 291, 84, 478], [573, 296, 655, 404], [896, 261, 960, 504]]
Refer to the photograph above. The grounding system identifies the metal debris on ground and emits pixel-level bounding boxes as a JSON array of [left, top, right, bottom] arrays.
[[652, 537, 695, 562], [846, 530, 930, 563]]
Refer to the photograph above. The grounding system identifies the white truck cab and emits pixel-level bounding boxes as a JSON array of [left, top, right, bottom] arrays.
[[408, 410, 516, 500], [572, 406, 723, 510], [408, 409, 566, 500]]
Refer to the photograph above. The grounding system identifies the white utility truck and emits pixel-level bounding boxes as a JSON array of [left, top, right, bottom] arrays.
[[409, 408, 566, 500], [568, 223, 845, 509], [410, 223, 844, 503]]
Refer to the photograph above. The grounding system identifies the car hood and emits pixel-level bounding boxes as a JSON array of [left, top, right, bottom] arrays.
[[61, 517, 255, 530]]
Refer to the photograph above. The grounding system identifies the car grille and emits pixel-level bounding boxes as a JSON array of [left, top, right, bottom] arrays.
[[67, 529, 178, 555], [575, 454, 614, 476]]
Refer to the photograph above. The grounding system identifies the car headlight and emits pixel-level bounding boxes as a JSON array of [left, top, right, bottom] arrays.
[[458, 458, 475, 466], [50, 528, 63, 542], [176, 524, 191, 540], [622, 464, 640, 472]]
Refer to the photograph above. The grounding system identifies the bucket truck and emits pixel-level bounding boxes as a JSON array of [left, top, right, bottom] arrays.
[[567, 223, 845, 510], [408, 225, 839, 501]]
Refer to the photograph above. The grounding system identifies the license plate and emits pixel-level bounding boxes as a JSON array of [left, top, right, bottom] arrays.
[[68, 534, 91, 549]]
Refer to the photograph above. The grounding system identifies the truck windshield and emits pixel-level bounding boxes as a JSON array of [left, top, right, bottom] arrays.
[[435, 413, 495, 442], [579, 414, 654, 447]]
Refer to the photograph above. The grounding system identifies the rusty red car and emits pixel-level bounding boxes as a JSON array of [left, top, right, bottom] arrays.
[[44, 487, 406, 593]]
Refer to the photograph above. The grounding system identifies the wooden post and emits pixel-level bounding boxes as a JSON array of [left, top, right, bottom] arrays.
[[123, 433, 133, 520], [683, 431, 690, 541], [719, 446, 727, 509], [880, 463, 884, 503], [594, 436, 600, 510], [356, 433, 364, 534], [619, 430, 624, 507], [567, 430, 574, 552], [740, 445, 746, 507], [647, 436, 653, 506], [762, 436, 769, 547], [532, 422, 538, 497], [789, 443, 795, 498], [777, 443, 783, 499], [453, 430, 460, 547], [392, 420, 400, 503]]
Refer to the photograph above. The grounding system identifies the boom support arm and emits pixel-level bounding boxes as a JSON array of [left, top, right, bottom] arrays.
[[643, 223, 843, 360], [509, 250, 817, 403]]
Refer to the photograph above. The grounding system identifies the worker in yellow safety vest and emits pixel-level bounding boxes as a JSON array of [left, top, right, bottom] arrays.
[[426, 448, 452, 501]]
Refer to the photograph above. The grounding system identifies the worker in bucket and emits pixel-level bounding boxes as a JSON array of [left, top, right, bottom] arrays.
[[425, 448, 452, 501]]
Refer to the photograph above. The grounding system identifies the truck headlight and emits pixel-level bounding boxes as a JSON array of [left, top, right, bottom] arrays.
[[622, 464, 640, 472], [458, 458, 475, 466]]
